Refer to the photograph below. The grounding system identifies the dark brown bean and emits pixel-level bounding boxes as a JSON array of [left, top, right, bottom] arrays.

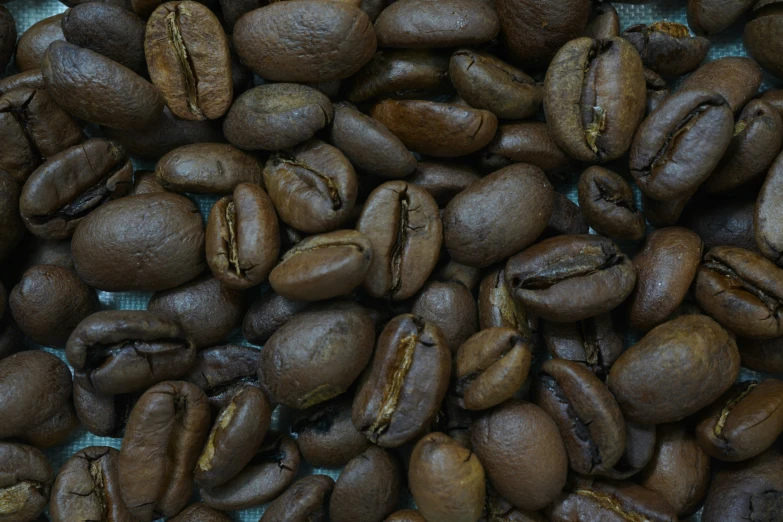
[[577, 166, 645, 240], [755, 146, 783, 264], [169, 503, 230, 522], [478, 267, 537, 339], [745, 2, 783, 80], [542, 313, 623, 381], [679, 56, 763, 113], [0, 443, 53, 522], [688, 0, 755, 35], [412, 281, 478, 354], [482, 122, 572, 173], [259, 475, 334, 522], [0, 174, 23, 263], [585, 1, 619, 39], [408, 162, 480, 206], [16, 14, 65, 71], [739, 336, 783, 373], [155, 143, 261, 193], [242, 292, 311, 346], [623, 22, 710, 77], [330, 446, 402, 522], [644, 68, 670, 115]]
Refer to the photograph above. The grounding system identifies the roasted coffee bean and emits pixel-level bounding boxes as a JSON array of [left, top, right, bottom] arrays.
[[745, 2, 783, 79], [696, 379, 783, 462], [740, 336, 783, 373], [644, 68, 670, 115], [259, 302, 374, 409], [623, 22, 710, 77], [119, 381, 211, 522], [577, 166, 645, 240], [206, 182, 279, 289], [688, 0, 756, 35], [72, 384, 137, 438], [200, 433, 300, 511], [681, 196, 755, 251], [0, 350, 72, 439], [0, 443, 53, 522], [409, 432, 485, 522], [130, 170, 167, 196], [449, 49, 542, 120], [630, 89, 734, 201], [599, 421, 657, 480], [385, 511, 426, 522], [628, 227, 703, 331], [544, 193, 589, 238], [145, 1, 231, 120], [608, 315, 740, 424], [147, 275, 244, 350], [357, 181, 442, 300], [259, 474, 334, 522], [353, 314, 450, 447], [155, 143, 261, 194], [195, 386, 272, 489], [375, 0, 498, 48], [329, 102, 416, 179], [585, 1, 619, 39], [346, 49, 451, 103], [0, 174, 24, 264], [704, 100, 783, 193], [444, 164, 553, 268], [0, 6, 14, 72], [15, 236, 74, 274], [755, 150, 783, 264], [534, 359, 626, 475], [62, 3, 146, 72], [547, 478, 677, 522], [473, 400, 568, 511], [455, 327, 532, 411], [695, 246, 783, 339], [429, 395, 473, 450], [223, 83, 332, 152], [542, 314, 623, 380], [19, 400, 79, 449], [291, 395, 371, 468], [217, 0, 262, 30], [679, 56, 763, 113], [478, 267, 536, 339], [184, 344, 260, 415], [169, 503, 230, 522], [505, 234, 636, 322], [0, 87, 84, 184], [43, 41, 164, 130], [263, 139, 357, 234], [482, 122, 572, 174], [270, 230, 373, 301], [642, 190, 693, 228], [702, 447, 783, 522], [432, 259, 482, 292], [408, 162, 479, 206], [544, 37, 646, 163], [233, 0, 376, 83], [372, 99, 498, 157], [761, 88, 783, 119], [20, 139, 133, 239], [495, 0, 590, 68], [9, 264, 97, 347], [330, 445, 401, 522], [0, 70, 45, 97], [412, 281, 478, 354], [16, 14, 65, 71], [50, 446, 132, 522], [243, 292, 310, 345]]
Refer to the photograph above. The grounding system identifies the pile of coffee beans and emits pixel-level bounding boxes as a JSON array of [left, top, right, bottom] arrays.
[[2, 0, 783, 520]]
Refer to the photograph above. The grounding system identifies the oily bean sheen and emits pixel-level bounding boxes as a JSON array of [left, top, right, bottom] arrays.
[[206, 183, 280, 289], [547, 479, 678, 522], [66, 310, 196, 395], [745, 4, 783, 79], [705, 100, 783, 194], [534, 359, 626, 476], [353, 314, 451, 447], [409, 433, 485, 522], [0, 443, 53, 522], [72, 193, 205, 291], [259, 302, 375, 409], [0, 351, 72, 439], [505, 234, 636, 322], [679, 56, 763, 113], [450, 49, 542, 120], [0, 6, 14, 72], [371, 100, 498, 157], [756, 151, 783, 264], [696, 379, 783, 462], [199, 433, 300, 511], [146, 1, 232, 120], [223, 83, 333, 151], [444, 163, 553, 268], [695, 246, 783, 339], [628, 227, 703, 331], [0, 87, 84, 185], [623, 22, 710, 77], [20, 139, 133, 240], [169, 503, 230, 522], [375, 0, 499, 48], [541, 314, 623, 381], [472, 400, 568, 511], [630, 89, 734, 201], [688, 0, 756, 35], [544, 37, 646, 163], [357, 181, 442, 300], [0, 174, 23, 262], [454, 327, 532, 411], [50, 446, 132, 522], [270, 230, 373, 301], [329, 102, 416, 179], [242, 292, 310, 346], [10, 264, 97, 347], [155, 144, 261, 194], [233, 0, 376, 83], [263, 139, 357, 234], [482, 122, 572, 174], [259, 475, 334, 522], [577, 166, 645, 240], [42, 41, 163, 130], [16, 14, 65, 72], [608, 315, 740, 424], [408, 162, 480, 206], [412, 281, 478, 354], [330, 446, 402, 522], [119, 381, 211, 522], [62, 3, 146, 72], [183, 344, 260, 414]]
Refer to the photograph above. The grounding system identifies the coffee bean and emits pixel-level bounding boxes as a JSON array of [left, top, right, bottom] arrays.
[[353, 314, 450, 447], [598, 421, 657, 480], [243, 292, 311, 345], [608, 315, 740, 424], [0, 70, 45, 98], [17, 399, 79, 449], [16, 14, 65, 71], [169, 503, 231, 522], [357, 181, 442, 300], [679, 56, 762, 112], [412, 281, 478, 354], [642, 191, 693, 228], [385, 511, 427, 522], [432, 258, 482, 291], [130, 171, 166, 196], [0, 443, 53, 522], [206, 182, 280, 289], [330, 445, 402, 522], [72, 384, 137, 438], [542, 314, 622, 380], [644, 68, 670, 115], [259, 474, 334, 522], [761, 88, 783, 119], [755, 150, 783, 264], [577, 166, 645, 240], [478, 267, 537, 339], [745, 3, 783, 79], [585, 1, 619, 39], [688, 0, 755, 35], [482, 122, 572, 173], [545, 192, 590, 238], [740, 336, 783, 373], [408, 162, 480, 206], [623, 22, 710, 76], [547, 478, 677, 521], [184, 344, 260, 415], [0, 173, 23, 263], [155, 143, 261, 194], [119, 381, 211, 521]]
